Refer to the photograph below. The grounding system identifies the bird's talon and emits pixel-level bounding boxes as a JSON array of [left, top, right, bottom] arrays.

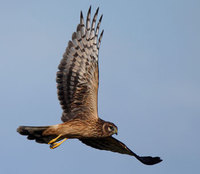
[[50, 142, 60, 149], [49, 138, 67, 149]]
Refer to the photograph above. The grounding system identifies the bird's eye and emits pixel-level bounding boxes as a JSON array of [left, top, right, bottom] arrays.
[[108, 126, 114, 132]]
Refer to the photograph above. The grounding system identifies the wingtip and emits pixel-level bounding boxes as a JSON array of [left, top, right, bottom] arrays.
[[88, 5, 92, 14], [100, 29, 104, 37], [80, 11, 83, 19], [95, 7, 99, 14], [99, 14, 103, 22], [137, 156, 163, 165]]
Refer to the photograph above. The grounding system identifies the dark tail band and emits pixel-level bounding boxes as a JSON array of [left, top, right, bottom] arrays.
[[17, 126, 53, 144]]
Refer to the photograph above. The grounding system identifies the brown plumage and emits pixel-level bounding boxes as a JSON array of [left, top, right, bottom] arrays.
[[17, 6, 162, 165]]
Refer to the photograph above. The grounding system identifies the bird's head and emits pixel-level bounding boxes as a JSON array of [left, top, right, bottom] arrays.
[[103, 122, 118, 136]]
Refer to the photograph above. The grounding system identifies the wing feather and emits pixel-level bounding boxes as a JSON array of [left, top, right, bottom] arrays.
[[57, 7, 103, 122], [80, 137, 162, 165]]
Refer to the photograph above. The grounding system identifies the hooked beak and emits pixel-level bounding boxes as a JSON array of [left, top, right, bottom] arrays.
[[114, 127, 118, 135]]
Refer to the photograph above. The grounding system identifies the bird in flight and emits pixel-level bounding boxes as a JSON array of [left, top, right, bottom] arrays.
[[17, 6, 162, 165]]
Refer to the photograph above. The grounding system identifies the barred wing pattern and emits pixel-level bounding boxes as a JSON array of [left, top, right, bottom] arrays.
[[80, 137, 162, 165], [57, 7, 104, 122]]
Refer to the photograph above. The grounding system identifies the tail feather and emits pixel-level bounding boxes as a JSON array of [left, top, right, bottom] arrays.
[[17, 126, 54, 144]]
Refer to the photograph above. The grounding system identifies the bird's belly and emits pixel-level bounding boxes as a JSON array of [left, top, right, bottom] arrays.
[[48, 120, 102, 139]]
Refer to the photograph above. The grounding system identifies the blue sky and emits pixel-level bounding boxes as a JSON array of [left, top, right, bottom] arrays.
[[0, 0, 200, 173]]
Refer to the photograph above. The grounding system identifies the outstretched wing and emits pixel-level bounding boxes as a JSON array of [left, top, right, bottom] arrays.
[[80, 137, 162, 165], [57, 7, 104, 122]]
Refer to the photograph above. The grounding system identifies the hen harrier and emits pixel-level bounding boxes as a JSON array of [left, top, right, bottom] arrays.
[[17, 7, 162, 165]]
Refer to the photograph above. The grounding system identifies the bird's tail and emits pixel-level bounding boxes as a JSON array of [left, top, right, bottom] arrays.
[[17, 126, 56, 144]]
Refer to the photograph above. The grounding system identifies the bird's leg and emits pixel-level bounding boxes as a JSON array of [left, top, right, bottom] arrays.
[[48, 134, 62, 144], [49, 138, 67, 149]]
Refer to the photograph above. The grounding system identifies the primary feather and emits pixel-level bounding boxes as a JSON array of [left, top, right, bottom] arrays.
[[57, 7, 103, 122]]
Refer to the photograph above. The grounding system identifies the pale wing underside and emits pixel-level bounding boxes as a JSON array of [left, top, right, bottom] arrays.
[[57, 7, 104, 122]]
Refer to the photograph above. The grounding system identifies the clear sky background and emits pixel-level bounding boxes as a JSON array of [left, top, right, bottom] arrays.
[[0, 0, 200, 173]]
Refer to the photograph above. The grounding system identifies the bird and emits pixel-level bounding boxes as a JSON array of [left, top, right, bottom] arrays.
[[17, 6, 162, 165]]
